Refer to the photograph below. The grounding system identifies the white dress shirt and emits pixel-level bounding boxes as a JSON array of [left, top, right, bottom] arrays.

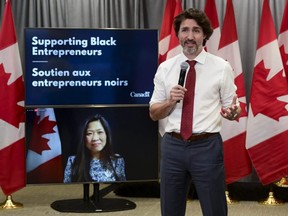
[[150, 49, 237, 134]]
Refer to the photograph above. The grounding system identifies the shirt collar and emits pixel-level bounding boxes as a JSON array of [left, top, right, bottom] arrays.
[[181, 48, 207, 65]]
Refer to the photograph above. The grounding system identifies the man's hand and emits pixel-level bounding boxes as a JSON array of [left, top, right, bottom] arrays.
[[170, 85, 187, 103], [220, 95, 241, 121]]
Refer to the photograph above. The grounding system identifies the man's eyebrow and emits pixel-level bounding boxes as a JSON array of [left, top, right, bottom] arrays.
[[180, 26, 201, 30]]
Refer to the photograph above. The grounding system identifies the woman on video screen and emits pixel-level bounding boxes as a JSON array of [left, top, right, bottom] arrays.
[[63, 114, 126, 183]]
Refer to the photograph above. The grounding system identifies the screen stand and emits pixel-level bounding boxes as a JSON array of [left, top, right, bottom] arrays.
[[50, 183, 136, 213]]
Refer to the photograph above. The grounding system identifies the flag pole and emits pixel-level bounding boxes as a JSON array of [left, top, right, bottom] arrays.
[[0, 195, 23, 209]]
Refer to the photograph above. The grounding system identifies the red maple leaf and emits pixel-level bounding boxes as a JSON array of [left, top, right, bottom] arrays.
[[234, 73, 248, 118], [0, 63, 24, 127], [250, 60, 288, 121], [29, 115, 57, 155], [279, 45, 288, 82]]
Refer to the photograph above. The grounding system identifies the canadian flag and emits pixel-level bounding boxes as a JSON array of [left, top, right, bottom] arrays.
[[278, 0, 288, 80], [246, 0, 288, 185], [0, 0, 25, 196], [158, 0, 183, 136], [217, 0, 251, 184], [26, 108, 63, 183], [204, 0, 221, 55], [158, 0, 183, 65]]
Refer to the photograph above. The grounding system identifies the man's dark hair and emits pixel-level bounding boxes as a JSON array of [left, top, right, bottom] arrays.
[[173, 8, 213, 46]]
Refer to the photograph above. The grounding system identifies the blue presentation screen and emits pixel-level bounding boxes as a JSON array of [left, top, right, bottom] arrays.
[[24, 28, 158, 106]]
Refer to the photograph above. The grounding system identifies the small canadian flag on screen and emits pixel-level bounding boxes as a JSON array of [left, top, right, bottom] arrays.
[[26, 108, 64, 183]]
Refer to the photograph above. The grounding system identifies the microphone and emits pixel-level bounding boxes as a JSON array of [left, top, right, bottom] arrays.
[[177, 62, 189, 103], [178, 61, 189, 86]]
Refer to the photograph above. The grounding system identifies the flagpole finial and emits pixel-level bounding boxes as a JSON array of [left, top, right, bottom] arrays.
[[0, 195, 23, 209]]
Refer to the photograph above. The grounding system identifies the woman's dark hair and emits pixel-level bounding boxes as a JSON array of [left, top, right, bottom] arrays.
[[71, 114, 116, 182], [173, 8, 213, 46]]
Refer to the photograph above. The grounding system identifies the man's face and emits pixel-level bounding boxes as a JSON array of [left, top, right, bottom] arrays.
[[178, 19, 205, 57]]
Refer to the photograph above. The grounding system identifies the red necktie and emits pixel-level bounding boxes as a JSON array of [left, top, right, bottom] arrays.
[[180, 60, 197, 140]]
